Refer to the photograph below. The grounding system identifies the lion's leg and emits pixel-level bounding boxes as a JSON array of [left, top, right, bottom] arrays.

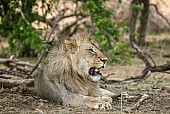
[[35, 74, 113, 109], [99, 88, 116, 97], [61, 93, 112, 109], [96, 96, 112, 103]]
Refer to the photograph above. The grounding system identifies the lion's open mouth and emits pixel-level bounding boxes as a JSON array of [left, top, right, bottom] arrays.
[[89, 67, 102, 76]]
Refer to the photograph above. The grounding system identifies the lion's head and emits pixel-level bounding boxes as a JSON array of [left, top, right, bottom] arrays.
[[43, 32, 107, 96], [62, 32, 107, 81]]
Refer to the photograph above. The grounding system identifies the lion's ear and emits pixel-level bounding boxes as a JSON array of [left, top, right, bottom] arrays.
[[86, 31, 94, 41], [65, 39, 77, 53]]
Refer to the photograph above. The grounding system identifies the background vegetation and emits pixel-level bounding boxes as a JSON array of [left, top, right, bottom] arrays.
[[0, 0, 43, 57], [0, 0, 131, 63], [0, 0, 166, 63]]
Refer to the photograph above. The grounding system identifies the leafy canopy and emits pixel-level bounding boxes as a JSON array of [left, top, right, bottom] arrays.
[[0, 0, 130, 62]]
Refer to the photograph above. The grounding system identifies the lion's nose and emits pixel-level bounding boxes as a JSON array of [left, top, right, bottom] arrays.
[[100, 58, 107, 64]]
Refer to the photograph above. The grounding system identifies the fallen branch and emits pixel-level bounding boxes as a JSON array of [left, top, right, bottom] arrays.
[[0, 78, 34, 88], [0, 57, 34, 78], [0, 69, 31, 79], [106, 42, 170, 84], [124, 94, 150, 113], [0, 57, 34, 71], [0, 58, 14, 64]]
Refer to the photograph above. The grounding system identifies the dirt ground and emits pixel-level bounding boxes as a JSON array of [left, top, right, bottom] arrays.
[[0, 34, 170, 114]]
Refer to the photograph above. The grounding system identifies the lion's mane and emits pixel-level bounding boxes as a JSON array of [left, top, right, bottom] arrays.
[[41, 32, 99, 96]]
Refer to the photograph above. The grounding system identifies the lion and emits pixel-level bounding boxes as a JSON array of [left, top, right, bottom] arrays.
[[34, 32, 116, 109]]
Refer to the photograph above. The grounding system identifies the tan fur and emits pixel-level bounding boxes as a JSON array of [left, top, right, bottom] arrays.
[[34, 32, 115, 109]]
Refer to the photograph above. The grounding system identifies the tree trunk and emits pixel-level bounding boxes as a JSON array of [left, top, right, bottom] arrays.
[[137, 0, 149, 46], [129, 0, 141, 44], [129, 0, 150, 46]]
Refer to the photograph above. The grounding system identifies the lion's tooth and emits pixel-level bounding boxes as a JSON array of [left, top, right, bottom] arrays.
[[95, 68, 98, 72]]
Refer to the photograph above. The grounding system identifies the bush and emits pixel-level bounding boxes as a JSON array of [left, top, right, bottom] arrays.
[[81, 0, 130, 63], [0, 0, 44, 57], [8, 18, 42, 57]]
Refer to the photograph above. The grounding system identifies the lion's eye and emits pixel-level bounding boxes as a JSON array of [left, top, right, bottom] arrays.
[[87, 48, 94, 52], [87, 48, 96, 56]]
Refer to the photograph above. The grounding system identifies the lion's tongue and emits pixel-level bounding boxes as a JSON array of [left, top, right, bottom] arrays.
[[89, 67, 102, 76]]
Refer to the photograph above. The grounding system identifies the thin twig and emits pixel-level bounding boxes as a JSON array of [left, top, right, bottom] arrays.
[[124, 94, 150, 113], [46, 9, 66, 42], [29, 9, 67, 75], [65, 16, 90, 36], [150, 4, 170, 26], [16, 0, 30, 25], [120, 83, 123, 114], [160, 0, 168, 7]]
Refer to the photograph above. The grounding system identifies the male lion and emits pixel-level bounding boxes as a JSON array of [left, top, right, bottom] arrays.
[[34, 32, 115, 109]]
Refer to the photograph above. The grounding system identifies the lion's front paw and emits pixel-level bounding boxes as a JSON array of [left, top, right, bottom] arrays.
[[84, 98, 112, 109], [92, 101, 112, 109]]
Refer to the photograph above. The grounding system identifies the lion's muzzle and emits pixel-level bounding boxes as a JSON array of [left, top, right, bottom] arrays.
[[89, 67, 102, 76]]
